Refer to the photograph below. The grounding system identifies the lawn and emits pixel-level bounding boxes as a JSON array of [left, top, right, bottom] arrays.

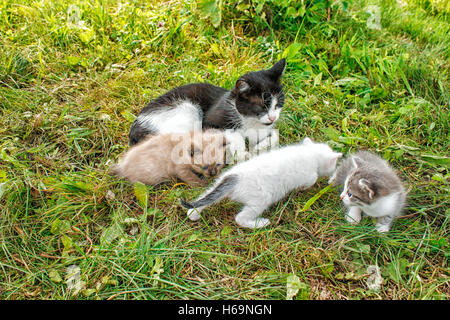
[[0, 0, 448, 299]]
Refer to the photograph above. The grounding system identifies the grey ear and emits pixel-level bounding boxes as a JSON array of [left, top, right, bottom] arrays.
[[267, 59, 286, 81], [358, 178, 375, 199], [351, 156, 364, 169]]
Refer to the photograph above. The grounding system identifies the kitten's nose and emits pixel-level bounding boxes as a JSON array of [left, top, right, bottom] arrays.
[[268, 116, 276, 122], [340, 194, 345, 200]]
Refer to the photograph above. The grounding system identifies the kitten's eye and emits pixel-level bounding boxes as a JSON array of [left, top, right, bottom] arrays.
[[216, 163, 222, 167], [202, 166, 208, 170], [262, 93, 272, 108], [255, 106, 265, 114], [348, 191, 353, 198]]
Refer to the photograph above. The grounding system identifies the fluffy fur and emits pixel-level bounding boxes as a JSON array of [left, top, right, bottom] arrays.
[[110, 130, 228, 187], [180, 138, 342, 229], [329, 150, 407, 232], [128, 59, 286, 146]]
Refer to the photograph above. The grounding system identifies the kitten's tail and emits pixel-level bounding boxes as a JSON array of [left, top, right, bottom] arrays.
[[180, 174, 238, 209]]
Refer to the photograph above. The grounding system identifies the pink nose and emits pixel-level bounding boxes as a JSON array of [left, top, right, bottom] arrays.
[[268, 116, 275, 122], [340, 194, 345, 200]]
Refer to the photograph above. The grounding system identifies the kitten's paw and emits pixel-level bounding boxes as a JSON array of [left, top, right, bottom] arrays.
[[236, 217, 270, 229], [345, 207, 362, 224], [254, 218, 271, 229], [345, 215, 361, 224], [375, 216, 394, 233], [187, 209, 201, 221], [328, 171, 337, 185], [375, 224, 390, 233]]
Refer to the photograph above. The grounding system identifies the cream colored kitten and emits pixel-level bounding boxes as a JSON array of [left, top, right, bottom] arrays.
[[110, 130, 227, 186]]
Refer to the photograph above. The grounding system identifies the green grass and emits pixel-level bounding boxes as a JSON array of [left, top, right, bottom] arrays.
[[0, 0, 448, 299]]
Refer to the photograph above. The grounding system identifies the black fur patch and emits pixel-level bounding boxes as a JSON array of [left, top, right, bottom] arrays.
[[179, 174, 238, 209], [179, 198, 194, 209]]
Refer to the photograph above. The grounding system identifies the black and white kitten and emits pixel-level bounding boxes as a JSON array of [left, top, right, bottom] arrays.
[[128, 59, 286, 146], [329, 151, 407, 233]]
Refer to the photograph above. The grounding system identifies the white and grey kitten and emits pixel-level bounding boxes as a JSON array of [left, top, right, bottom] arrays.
[[329, 151, 407, 233], [180, 138, 342, 229]]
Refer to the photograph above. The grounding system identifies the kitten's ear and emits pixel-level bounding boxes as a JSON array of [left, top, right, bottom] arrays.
[[234, 79, 250, 94], [267, 59, 286, 81], [302, 137, 313, 145], [351, 156, 364, 169], [359, 178, 375, 199]]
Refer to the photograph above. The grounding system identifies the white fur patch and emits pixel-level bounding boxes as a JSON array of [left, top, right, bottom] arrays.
[[223, 130, 249, 163], [239, 117, 274, 147], [360, 192, 403, 217], [268, 96, 281, 120], [137, 100, 202, 134]]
